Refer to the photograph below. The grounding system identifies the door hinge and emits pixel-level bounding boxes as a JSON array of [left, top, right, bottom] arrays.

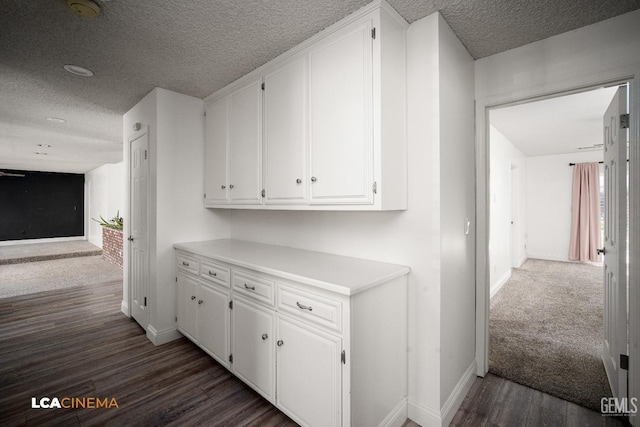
[[341, 350, 346, 364], [621, 113, 630, 129], [204, 193, 206, 199], [204, 110, 207, 117], [371, 27, 376, 39], [175, 316, 177, 322], [229, 300, 233, 309], [229, 354, 233, 363], [144, 297, 147, 307], [373, 181, 377, 194], [144, 150, 148, 160], [175, 277, 177, 283], [261, 82, 265, 91], [621, 354, 629, 370], [261, 189, 265, 198]]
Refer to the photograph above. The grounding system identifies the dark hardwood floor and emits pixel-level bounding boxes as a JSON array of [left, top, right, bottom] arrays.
[[0, 276, 629, 426], [0, 279, 296, 426]]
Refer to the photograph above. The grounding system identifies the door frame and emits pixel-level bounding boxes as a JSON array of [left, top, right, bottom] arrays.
[[475, 70, 640, 407]]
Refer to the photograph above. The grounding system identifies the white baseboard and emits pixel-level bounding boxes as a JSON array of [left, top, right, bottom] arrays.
[[380, 397, 408, 427], [407, 360, 476, 427], [146, 325, 182, 346], [120, 300, 129, 317], [490, 270, 511, 299], [0, 236, 87, 246], [517, 256, 528, 268], [440, 360, 476, 426], [526, 253, 569, 263]]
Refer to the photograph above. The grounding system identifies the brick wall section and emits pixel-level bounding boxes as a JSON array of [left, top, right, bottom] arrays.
[[102, 227, 123, 269]]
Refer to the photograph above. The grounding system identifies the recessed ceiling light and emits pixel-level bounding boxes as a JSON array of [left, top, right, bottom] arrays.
[[46, 117, 67, 123], [65, 0, 101, 18], [63, 64, 94, 77]]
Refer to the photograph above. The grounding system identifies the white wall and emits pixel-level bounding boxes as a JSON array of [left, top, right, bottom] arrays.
[[86, 162, 124, 248], [123, 88, 231, 342], [526, 151, 602, 262], [488, 125, 527, 296]]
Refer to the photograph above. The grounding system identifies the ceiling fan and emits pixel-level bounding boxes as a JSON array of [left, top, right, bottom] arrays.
[[0, 171, 26, 177]]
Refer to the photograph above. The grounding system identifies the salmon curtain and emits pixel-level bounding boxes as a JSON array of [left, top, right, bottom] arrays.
[[568, 162, 601, 262]]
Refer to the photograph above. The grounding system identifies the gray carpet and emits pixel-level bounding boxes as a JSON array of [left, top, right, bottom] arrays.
[[489, 259, 612, 411], [0, 255, 122, 298]]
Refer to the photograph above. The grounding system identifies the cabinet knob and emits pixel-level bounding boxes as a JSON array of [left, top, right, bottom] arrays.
[[296, 178, 302, 184], [191, 295, 196, 301], [182, 261, 189, 266], [310, 176, 317, 182], [296, 301, 313, 311], [262, 333, 268, 340], [229, 184, 234, 189], [277, 340, 284, 347], [209, 271, 217, 277], [198, 299, 203, 305], [244, 283, 256, 291], [221, 185, 226, 189]]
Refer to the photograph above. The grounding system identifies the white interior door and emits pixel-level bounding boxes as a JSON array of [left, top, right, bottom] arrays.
[[129, 130, 149, 330], [602, 85, 628, 399]]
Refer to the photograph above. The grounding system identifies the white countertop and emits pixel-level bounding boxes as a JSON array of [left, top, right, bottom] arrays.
[[174, 239, 410, 296]]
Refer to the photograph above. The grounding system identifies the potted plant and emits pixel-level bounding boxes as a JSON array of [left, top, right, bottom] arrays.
[[92, 211, 124, 268]]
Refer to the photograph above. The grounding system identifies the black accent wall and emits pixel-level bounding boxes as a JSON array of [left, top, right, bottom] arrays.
[[0, 170, 84, 241]]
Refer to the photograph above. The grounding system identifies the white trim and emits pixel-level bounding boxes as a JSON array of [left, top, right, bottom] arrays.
[[407, 398, 441, 427], [379, 397, 408, 427], [120, 299, 130, 317], [490, 269, 511, 299], [146, 325, 181, 346], [441, 360, 477, 426], [406, 360, 476, 427], [0, 236, 87, 246], [475, 68, 640, 377]]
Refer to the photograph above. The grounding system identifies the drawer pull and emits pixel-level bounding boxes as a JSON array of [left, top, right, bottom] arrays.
[[182, 261, 189, 267], [221, 185, 226, 189], [208, 271, 217, 277], [261, 333, 268, 340], [244, 283, 256, 291], [296, 301, 313, 311], [198, 299, 203, 305], [277, 340, 284, 347], [190, 296, 196, 301]]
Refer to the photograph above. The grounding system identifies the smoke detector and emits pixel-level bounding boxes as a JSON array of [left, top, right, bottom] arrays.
[[65, 0, 101, 17]]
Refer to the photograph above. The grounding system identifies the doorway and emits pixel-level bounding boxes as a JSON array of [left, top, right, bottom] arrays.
[[482, 83, 630, 408]]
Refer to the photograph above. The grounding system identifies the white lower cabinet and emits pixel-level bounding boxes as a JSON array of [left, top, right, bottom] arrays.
[[231, 296, 275, 402], [175, 240, 409, 427], [176, 266, 230, 368], [276, 315, 342, 427]]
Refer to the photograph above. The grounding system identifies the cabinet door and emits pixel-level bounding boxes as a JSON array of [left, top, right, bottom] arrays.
[[228, 80, 263, 204], [308, 19, 374, 205], [197, 284, 230, 368], [204, 98, 229, 205], [276, 316, 342, 427], [176, 274, 198, 341], [264, 57, 307, 204], [231, 297, 275, 402]]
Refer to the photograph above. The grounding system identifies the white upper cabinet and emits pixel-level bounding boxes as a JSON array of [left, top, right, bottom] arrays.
[[263, 57, 308, 204], [228, 80, 263, 204], [204, 0, 407, 210], [204, 97, 229, 205], [308, 19, 373, 205]]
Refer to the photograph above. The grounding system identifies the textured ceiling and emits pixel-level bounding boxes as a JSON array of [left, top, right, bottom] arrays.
[[1, 0, 639, 173], [490, 86, 620, 157]]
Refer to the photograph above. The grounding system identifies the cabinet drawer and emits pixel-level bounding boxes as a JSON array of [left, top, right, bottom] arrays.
[[177, 253, 199, 275], [200, 260, 230, 288], [233, 271, 274, 306], [277, 284, 342, 332]]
